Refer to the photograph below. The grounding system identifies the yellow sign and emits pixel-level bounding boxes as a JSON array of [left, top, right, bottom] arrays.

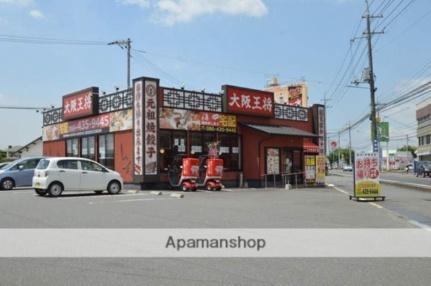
[[354, 152, 381, 198], [315, 155, 326, 185], [355, 181, 381, 197]]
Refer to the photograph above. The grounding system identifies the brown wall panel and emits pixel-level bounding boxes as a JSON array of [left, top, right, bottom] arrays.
[[115, 131, 133, 183], [43, 140, 66, 157]]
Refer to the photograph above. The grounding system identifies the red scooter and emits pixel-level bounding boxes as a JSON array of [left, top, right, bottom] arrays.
[[168, 155, 199, 192], [197, 156, 224, 191]]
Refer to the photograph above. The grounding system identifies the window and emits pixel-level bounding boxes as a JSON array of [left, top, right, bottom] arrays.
[[81, 136, 96, 160], [16, 159, 41, 170], [66, 138, 79, 157], [191, 132, 203, 156], [81, 160, 105, 172], [57, 160, 78, 170], [219, 133, 241, 171], [36, 159, 50, 170], [98, 134, 114, 170], [159, 130, 172, 172], [427, 135, 431, 145]]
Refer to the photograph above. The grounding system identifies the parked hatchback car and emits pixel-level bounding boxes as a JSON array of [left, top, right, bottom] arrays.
[[32, 157, 123, 197], [416, 161, 431, 177], [0, 157, 44, 190]]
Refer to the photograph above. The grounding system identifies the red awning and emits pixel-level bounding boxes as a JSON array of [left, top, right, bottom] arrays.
[[303, 142, 319, 153]]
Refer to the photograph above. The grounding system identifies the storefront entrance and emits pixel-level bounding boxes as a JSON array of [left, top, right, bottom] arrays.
[[264, 147, 304, 187]]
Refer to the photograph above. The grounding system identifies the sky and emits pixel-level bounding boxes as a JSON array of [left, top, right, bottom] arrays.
[[0, 0, 430, 151]]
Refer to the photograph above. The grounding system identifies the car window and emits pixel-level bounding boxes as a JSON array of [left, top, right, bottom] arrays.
[[81, 160, 105, 172], [0, 163, 10, 170], [57, 160, 79, 170], [21, 159, 41, 170], [36, 159, 50, 170]]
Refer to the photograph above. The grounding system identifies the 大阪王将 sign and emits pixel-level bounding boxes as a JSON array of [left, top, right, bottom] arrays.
[[62, 87, 98, 120], [224, 85, 274, 117]]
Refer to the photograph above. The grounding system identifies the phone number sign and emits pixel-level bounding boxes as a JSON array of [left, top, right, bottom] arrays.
[[354, 152, 381, 197]]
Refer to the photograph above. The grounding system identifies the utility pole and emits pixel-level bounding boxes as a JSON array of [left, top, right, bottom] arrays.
[[338, 132, 341, 169], [406, 134, 409, 149], [108, 38, 132, 89], [348, 121, 352, 166], [363, 0, 383, 146]]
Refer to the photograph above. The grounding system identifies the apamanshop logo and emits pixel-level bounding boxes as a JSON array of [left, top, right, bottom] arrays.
[[166, 236, 266, 251]]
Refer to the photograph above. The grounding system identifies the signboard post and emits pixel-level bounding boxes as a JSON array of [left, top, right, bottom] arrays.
[[350, 152, 385, 201]]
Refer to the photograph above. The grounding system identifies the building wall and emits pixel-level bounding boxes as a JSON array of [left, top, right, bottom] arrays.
[[43, 140, 66, 157], [114, 131, 133, 183], [417, 102, 431, 160], [16, 139, 43, 158], [240, 125, 305, 181]]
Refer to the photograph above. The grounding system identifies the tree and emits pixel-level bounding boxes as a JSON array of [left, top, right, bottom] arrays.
[[328, 148, 354, 166], [397, 145, 417, 158], [0, 150, 6, 162]]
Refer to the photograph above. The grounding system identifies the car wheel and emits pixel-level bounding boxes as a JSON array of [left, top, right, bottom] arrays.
[[35, 189, 47, 196], [1, 178, 14, 190], [48, 183, 63, 197], [107, 181, 121, 194]]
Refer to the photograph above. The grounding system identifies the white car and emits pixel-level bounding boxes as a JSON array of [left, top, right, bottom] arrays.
[[32, 157, 123, 197], [342, 165, 353, 172]]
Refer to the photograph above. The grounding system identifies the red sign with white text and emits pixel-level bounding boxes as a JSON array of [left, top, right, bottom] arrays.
[[224, 85, 274, 117], [63, 87, 98, 120]]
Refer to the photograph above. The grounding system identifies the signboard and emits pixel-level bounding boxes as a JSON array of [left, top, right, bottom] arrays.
[[224, 85, 274, 117], [42, 109, 132, 141], [317, 106, 325, 154], [160, 108, 237, 133], [330, 141, 337, 151], [266, 148, 280, 175], [354, 152, 381, 198], [144, 80, 158, 175], [315, 155, 326, 185], [378, 122, 389, 142], [304, 155, 316, 182], [133, 79, 144, 176], [63, 87, 98, 120], [287, 85, 304, 106]]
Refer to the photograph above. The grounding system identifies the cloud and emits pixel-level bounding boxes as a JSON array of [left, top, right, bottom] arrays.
[[29, 9, 45, 19], [120, 0, 268, 26], [0, 0, 33, 6]]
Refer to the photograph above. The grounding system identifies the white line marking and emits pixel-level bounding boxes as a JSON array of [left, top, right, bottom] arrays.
[[408, 220, 431, 231], [331, 186, 349, 195], [116, 198, 157, 203], [369, 202, 383, 209]]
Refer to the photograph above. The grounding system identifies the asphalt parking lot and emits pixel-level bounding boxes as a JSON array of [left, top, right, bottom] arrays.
[[2, 182, 431, 286], [0, 184, 415, 228]]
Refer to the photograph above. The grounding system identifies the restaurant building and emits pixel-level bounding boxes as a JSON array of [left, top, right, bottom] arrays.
[[42, 76, 326, 188]]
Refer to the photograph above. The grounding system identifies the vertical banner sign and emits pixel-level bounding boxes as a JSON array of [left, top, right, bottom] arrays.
[[378, 122, 389, 142], [133, 80, 144, 177], [315, 155, 326, 185], [317, 106, 325, 155], [354, 152, 381, 198], [144, 80, 158, 175], [304, 155, 316, 183]]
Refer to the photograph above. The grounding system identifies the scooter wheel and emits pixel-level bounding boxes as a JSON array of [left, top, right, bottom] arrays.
[[182, 186, 189, 192]]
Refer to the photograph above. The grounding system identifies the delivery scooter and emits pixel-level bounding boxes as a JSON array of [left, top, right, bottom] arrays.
[[197, 156, 224, 191], [168, 155, 199, 192]]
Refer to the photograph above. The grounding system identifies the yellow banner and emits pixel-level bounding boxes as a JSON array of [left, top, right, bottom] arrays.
[[355, 180, 381, 197]]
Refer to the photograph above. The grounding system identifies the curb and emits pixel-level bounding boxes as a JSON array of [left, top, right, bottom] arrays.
[[380, 179, 431, 192], [126, 190, 140, 194]]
